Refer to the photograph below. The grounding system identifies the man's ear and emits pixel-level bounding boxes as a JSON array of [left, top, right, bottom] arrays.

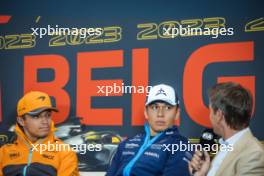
[[216, 109, 224, 124], [144, 107, 149, 120], [17, 117, 25, 127], [175, 107, 180, 120]]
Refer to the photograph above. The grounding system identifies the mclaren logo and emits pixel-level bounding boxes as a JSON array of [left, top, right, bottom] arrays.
[[37, 96, 46, 101]]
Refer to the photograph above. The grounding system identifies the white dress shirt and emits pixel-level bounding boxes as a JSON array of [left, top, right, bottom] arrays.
[[207, 128, 249, 176]]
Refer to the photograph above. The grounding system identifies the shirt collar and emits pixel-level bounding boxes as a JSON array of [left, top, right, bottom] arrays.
[[219, 127, 249, 146]]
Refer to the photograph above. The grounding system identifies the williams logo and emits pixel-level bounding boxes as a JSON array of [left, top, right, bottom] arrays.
[[155, 88, 167, 96]]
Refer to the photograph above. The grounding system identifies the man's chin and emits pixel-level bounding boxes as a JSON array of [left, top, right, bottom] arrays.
[[37, 133, 49, 139], [154, 126, 167, 133]]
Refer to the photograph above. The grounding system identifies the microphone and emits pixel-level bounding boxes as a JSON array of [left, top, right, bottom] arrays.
[[188, 129, 220, 175], [199, 128, 220, 155]]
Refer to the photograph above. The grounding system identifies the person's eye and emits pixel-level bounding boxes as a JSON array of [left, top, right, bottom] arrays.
[[44, 113, 52, 118], [165, 106, 172, 110], [152, 105, 158, 110], [32, 115, 40, 119]]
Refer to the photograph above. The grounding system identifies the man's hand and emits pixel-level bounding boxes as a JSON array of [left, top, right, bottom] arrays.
[[188, 151, 210, 176]]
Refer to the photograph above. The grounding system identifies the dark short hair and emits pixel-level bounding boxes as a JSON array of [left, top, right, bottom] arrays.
[[208, 82, 253, 130]]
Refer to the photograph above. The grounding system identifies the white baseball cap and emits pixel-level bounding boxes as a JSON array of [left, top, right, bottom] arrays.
[[145, 84, 179, 106]]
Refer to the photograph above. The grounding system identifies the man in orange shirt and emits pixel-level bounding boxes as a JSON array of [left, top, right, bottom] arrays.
[[0, 91, 79, 176]]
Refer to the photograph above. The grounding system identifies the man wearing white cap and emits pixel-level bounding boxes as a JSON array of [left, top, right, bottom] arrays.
[[106, 84, 190, 176]]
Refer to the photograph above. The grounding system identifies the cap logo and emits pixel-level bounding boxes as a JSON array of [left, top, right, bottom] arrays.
[[37, 96, 46, 101], [155, 88, 167, 96]]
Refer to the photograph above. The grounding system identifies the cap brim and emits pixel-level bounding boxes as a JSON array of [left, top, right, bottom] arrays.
[[27, 107, 58, 116]]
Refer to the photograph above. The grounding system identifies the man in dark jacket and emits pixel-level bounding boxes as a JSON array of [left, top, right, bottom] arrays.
[[106, 84, 191, 176]]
